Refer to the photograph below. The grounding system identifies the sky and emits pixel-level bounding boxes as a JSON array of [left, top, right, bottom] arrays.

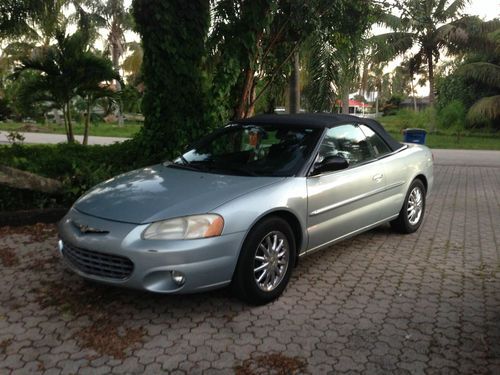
[[464, 0, 499, 21]]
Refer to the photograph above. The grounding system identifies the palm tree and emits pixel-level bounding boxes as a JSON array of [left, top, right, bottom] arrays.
[[372, 0, 471, 105], [455, 18, 500, 123], [366, 63, 389, 114], [122, 41, 143, 83], [16, 27, 118, 143], [98, 0, 133, 126]]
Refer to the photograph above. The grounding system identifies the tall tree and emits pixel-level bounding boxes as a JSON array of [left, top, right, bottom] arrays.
[[132, 0, 210, 163], [366, 63, 390, 114], [372, 0, 471, 105], [208, 0, 374, 119]]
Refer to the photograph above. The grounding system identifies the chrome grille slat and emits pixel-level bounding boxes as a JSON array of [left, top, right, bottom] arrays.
[[62, 241, 133, 280]]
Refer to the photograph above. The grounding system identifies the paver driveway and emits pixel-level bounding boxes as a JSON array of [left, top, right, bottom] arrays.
[[0, 163, 499, 374]]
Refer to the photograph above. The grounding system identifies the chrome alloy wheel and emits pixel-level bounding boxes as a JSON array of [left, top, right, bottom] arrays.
[[253, 231, 290, 292], [407, 186, 423, 225]]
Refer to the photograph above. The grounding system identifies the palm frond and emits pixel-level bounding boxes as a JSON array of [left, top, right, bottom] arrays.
[[377, 13, 406, 31], [434, 0, 450, 20], [370, 32, 415, 63], [302, 34, 339, 111], [459, 62, 500, 89], [436, 22, 468, 45], [439, 0, 467, 22], [467, 95, 500, 123]]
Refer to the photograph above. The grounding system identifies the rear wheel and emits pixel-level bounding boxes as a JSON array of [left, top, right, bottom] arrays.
[[232, 217, 296, 305], [391, 179, 426, 234]]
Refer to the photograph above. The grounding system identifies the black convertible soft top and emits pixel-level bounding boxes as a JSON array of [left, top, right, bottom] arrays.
[[235, 113, 404, 152]]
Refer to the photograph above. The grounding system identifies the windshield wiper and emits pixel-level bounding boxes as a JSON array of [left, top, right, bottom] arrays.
[[179, 155, 190, 165], [163, 161, 201, 172]]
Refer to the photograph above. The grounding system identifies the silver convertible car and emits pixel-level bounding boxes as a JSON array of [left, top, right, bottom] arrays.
[[58, 114, 433, 304]]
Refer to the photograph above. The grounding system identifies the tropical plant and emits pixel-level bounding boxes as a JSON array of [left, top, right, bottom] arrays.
[[15, 24, 118, 143], [365, 62, 391, 114], [437, 99, 466, 139], [122, 41, 143, 84], [298, 1, 377, 113], [372, 0, 472, 105], [456, 19, 500, 124]]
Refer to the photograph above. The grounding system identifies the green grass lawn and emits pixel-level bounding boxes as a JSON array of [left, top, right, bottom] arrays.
[[378, 111, 500, 150], [0, 121, 142, 138], [387, 131, 500, 150]]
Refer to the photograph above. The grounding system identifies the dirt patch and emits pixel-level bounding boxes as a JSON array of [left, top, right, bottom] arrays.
[[0, 223, 57, 243], [33, 279, 144, 358], [0, 338, 12, 354], [33, 279, 120, 318], [76, 320, 145, 359], [0, 247, 19, 267], [235, 353, 307, 375], [23, 254, 60, 272]]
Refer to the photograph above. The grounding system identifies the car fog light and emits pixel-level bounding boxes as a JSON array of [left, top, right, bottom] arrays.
[[171, 271, 185, 286]]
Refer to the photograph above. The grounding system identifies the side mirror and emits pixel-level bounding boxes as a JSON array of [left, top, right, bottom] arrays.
[[312, 155, 349, 175]]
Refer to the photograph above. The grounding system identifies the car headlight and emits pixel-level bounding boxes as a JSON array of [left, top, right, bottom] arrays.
[[142, 214, 224, 240]]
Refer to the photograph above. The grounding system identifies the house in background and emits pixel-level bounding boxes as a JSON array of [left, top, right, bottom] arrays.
[[400, 96, 431, 111], [334, 99, 372, 115]]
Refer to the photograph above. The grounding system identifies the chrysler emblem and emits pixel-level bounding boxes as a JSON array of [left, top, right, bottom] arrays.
[[72, 221, 109, 234]]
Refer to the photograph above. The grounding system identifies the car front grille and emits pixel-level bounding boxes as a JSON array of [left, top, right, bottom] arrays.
[[62, 242, 134, 280]]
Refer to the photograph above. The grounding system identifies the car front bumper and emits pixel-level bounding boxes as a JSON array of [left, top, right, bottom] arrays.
[[57, 209, 245, 293]]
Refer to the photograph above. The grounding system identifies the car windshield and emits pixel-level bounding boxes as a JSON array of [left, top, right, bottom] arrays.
[[171, 124, 322, 177]]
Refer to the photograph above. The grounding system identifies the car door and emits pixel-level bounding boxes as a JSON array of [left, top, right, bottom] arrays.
[[306, 124, 389, 252]]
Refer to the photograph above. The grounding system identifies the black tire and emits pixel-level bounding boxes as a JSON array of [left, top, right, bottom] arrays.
[[232, 216, 296, 305], [391, 179, 426, 234]]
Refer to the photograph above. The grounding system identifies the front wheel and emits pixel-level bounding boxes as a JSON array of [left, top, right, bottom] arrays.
[[232, 217, 296, 305], [391, 179, 426, 234]]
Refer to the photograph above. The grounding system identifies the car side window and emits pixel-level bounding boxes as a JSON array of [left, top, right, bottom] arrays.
[[318, 124, 374, 167], [359, 124, 391, 157]]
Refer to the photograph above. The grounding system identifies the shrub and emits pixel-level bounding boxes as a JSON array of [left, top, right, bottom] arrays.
[[0, 141, 144, 211], [437, 100, 467, 140]]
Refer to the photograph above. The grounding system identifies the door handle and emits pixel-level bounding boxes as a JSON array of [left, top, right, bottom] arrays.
[[372, 173, 384, 182]]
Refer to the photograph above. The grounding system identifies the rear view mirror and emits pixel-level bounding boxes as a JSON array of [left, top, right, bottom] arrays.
[[312, 155, 349, 175]]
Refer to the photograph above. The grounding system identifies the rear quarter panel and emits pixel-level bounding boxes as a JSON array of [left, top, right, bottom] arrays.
[[381, 144, 434, 216]]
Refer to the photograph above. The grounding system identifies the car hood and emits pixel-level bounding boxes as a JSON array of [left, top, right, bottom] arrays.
[[74, 164, 284, 224]]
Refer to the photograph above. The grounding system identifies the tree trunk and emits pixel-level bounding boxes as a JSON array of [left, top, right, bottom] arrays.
[[426, 50, 437, 131], [426, 51, 435, 105], [289, 51, 300, 114], [83, 96, 91, 145], [410, 76, 417, 111], [342, 89, 349, 114], [247, 81, 257, 117], [111, 19, 124, 127], [0, 166, 62, 193], [62, 105, 70, 142], [66, 103, 75, 143], [235, 67, 255, 119], [360, 60, 369, 99]]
